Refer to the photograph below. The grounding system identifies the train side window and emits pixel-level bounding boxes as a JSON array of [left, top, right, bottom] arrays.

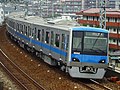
[[55, 34, 60, 47], [42, 29, 44, 42], [25, 26, 27, 36], [29, 27, 32, 37], [66, 35, 69, 51], [17, 23, 19, 31], [21, 25, 23, 34], [51, 31, 54, 45], [18, 24, 20, 32], [15, 23, 17, 31], [38, 29, 41, 41], [33, 27, 37, 39], [13, 22, 15, 28], [45, 31, 50, 44], [19, 24, 21, 33], [61, 34, 65, 50], [28, 26, 30, 37], [24, 25, 25, 34]]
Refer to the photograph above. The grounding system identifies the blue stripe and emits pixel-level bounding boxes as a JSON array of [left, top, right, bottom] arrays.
[[15, 31, 67, 56]]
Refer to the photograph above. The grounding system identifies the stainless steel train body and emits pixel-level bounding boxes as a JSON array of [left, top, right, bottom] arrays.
[[6, 13, 109, 79]]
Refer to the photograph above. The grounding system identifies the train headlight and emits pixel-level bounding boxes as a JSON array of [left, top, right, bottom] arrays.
[[99, 59, 106, 63], [72, 58, 79, 62]]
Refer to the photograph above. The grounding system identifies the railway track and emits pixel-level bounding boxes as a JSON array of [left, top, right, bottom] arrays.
[[0, 49, 46, 90], [0, 49, 112, 90], [89, 79, 112, 90], [71, 78, 113, 90]]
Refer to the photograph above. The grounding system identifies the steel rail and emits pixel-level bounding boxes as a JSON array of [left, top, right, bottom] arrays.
[[90, 79, 112, 90], [0, 49, 46, 90]]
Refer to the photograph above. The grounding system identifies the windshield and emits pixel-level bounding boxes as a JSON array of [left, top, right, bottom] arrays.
[[72, 31, 108, 55], [84, 32, 108, 54]]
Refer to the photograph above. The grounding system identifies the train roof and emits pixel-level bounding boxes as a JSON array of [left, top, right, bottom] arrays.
[[8, 12, 108, 33]]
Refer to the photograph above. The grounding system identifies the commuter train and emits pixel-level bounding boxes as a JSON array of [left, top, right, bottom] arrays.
[[6, 12, 109, 79]]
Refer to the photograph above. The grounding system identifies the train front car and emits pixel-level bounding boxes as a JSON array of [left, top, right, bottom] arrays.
[[68, 27, 109, 79]]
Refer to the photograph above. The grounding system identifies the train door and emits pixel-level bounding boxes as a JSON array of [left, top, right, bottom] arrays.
[[60, 32, 69, 64], [51, 29, 61, 61], [43, 28, 50, 55]]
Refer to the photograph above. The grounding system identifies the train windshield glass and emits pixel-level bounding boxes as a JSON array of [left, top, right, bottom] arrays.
[[72, 31, 108, 55], [84, 32, 108, 55]]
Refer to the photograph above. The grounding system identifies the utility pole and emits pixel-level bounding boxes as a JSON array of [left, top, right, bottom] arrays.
[[99, 0, 107, 29]]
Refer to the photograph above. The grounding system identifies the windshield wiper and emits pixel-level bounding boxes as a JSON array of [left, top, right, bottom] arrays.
[[92, 33, 101, 49], [94, 47, 106, 54], [89, 49, 99, 53]]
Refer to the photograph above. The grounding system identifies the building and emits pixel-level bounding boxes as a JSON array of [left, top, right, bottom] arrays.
[[0, 2, 24, 25], [83, 0, 120, 9], [76, 8, 120, 53], [0, 3, 4, 25]]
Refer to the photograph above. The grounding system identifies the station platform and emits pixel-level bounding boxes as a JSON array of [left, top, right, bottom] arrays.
[[114, 67, 120, 73], [109, 66, 120, 73], [105, 66, 120, 79]]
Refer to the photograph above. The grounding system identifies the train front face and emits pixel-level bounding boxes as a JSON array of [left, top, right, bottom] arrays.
[[68, 27, 109, 79]]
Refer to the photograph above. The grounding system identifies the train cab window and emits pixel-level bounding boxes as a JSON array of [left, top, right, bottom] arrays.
[[51, 31, 54, 45], [37, 29, 41, 41], [72, 31, 83, 52], [45, 32, 50, 44], [42, 29, 44, 42], [55, 34, 60, 47]]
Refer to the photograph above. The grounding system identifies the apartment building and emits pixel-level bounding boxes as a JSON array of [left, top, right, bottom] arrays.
[[76, 8, 120, 53], [0, 3, 4, 25], [83, 0, 120, 9]]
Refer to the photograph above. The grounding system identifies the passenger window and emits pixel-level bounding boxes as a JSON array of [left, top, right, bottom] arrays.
[[45, 32, 50, 44], [28, 26, 30, 37], [29, 27, 31, 37], [16, 23, 18, 31], [19, 24, 21, 33], [61, 34, 65, 50], [66, 35, 69, 51], [25, 26, 27, 36], [38, 29, 41, 41], [55, 34, 60, 47], [34, 27, 37, 39], [24, 25, 25, 34], [21, 25, 23, 34], [42, 29, 44, 42], [51, 31, 54, 45]]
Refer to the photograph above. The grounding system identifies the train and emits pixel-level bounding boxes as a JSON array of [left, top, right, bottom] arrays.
[[6, 12, 109, 79]]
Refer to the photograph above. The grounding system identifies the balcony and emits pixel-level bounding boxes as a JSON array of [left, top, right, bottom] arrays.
[[109, 33, 120, 39], [109, 44, 120, 50]]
